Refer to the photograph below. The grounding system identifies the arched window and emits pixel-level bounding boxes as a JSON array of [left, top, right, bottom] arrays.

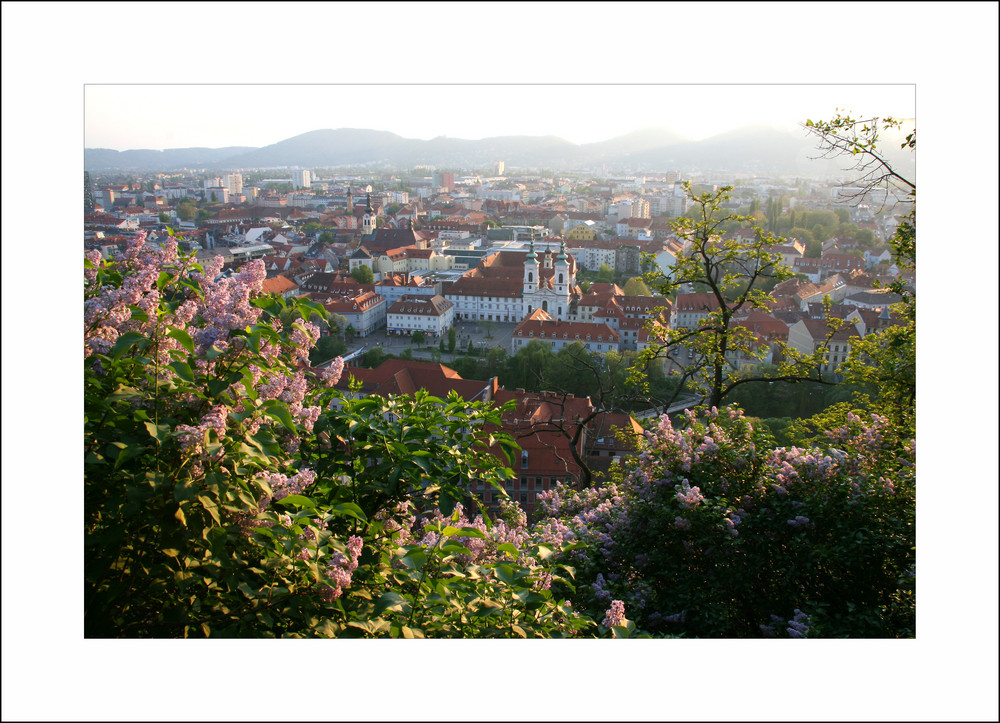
[[542, 301, 548, 312], [558, 273, 564, 284], [528, 272, 533, 283]]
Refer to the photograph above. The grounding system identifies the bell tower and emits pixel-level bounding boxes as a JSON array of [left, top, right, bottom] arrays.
[[362, 192, 376, 236]]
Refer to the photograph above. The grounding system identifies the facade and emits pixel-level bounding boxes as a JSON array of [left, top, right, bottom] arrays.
[[786, 317, 863, 377], [386, 294, 455, 337], [312, 289, 386, 336], [512, 309, 621, 354], [520, 239, 577, 321]]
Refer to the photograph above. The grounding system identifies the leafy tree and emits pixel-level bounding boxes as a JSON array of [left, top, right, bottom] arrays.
[[596, 263, 615, 284], [318, 230, 336, 245], [177, 199, 197, 222], [447, 325, 456, 353], [350, 264, 374, 285], [158, 212, 170, 223], [411, 330, 426, 345], [639, 183, 826, 409], [804, 113, 916, 438], [622, 277, 651, 296]]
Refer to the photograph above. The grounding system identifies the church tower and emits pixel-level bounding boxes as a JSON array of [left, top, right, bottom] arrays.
[[362, 192, 376, 236], [522, 238, 539, 318], [523, 238, 538, 294], [554, 238, 570, 297]]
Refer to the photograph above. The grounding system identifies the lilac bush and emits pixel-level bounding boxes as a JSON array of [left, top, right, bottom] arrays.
[[532, 406, 915, 637], [84, 235, 596, 638]]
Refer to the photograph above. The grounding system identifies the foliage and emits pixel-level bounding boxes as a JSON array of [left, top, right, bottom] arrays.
[[638, 183, 824, 408], [534, 406, 915, 637], [622, 277, 652, 296], [350, 264, 374, 285], [83, 235, 598, 638]]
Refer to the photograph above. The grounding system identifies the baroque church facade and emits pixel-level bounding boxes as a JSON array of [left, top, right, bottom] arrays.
[[520, 238, 578, 321]]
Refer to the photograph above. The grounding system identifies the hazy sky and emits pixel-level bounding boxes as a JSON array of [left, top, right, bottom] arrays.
[[85, 83, 915, 151]]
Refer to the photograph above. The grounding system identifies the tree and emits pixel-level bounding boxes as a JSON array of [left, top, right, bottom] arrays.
[[447, 325, 456, 353], [805, 112, 916, 437], [596, 264, 615, 284], [351, 264, 374, 285], [622, 277, 652, 296], [804, 112, 915, 209], [639, 182, 823, 409], [411, 330, 426, 345], [177, 199, 197, 222], [158, 212, 170, 223], [318, 230, 335, 245]]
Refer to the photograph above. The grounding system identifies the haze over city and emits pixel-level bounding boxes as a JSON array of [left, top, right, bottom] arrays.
[[86, 83, 915, 152]]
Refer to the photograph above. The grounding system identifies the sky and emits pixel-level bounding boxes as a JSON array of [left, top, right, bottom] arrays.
[[85, 82, 916, 151], [2, 2, 999, 722]]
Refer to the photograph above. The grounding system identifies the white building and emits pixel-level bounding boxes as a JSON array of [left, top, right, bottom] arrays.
[[386, 294, 455, 337], [294, 170, 311, 189], [225, 173, 243, 196], [521, 239, 576, 321]]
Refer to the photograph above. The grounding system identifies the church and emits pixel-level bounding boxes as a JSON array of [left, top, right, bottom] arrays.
[[520, 238, 578, 321]]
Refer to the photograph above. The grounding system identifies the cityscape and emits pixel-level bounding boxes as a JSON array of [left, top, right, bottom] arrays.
[[83, 142, 914, 517], [4, 2, 998, 720]]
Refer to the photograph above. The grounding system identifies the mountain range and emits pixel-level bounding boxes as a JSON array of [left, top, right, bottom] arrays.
[[84, 125, 915, 178]]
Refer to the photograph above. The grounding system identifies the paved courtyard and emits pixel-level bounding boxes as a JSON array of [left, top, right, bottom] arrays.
[[346, 320, 518, 364]]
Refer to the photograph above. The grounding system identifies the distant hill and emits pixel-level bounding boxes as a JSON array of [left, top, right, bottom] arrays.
[[84, 146, 256, 171], [83, 125, 914, 178]]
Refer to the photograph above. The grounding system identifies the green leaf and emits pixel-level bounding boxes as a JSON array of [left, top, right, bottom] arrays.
[[197, 495, 222, 526], [169, 361, 196, 383], [400, 548, 427, 570], [262, 401, 297, 432], [144, 421, 172, 444], [374, 591, 409, 616], [167, 327, 195, 354], [276, 494, 317, 509], [111, 331, 149, 359], [332, 502, 367, 524]]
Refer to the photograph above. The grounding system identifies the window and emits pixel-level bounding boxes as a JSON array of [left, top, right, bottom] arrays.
[[520, 493, 528, 504], [521, 450, 528, 468]]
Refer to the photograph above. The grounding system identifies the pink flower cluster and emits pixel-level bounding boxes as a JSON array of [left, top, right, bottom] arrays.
[[675, 479, 705, 509], [602, 600, 626, 628], [319, 535, 363, 601]]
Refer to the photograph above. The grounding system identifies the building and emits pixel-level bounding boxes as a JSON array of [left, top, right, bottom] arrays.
[[521, 239, 577, 321], [512, 309, 621, 354], [386, 294, 455, 337], [294, 170, 311, 189], [225, 173, 243, 196]]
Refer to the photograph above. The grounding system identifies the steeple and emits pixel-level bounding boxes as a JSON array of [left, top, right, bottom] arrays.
[[362, 191, 376, 236], [524, 238, 539, 295], [526, 237, 537, 261]]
